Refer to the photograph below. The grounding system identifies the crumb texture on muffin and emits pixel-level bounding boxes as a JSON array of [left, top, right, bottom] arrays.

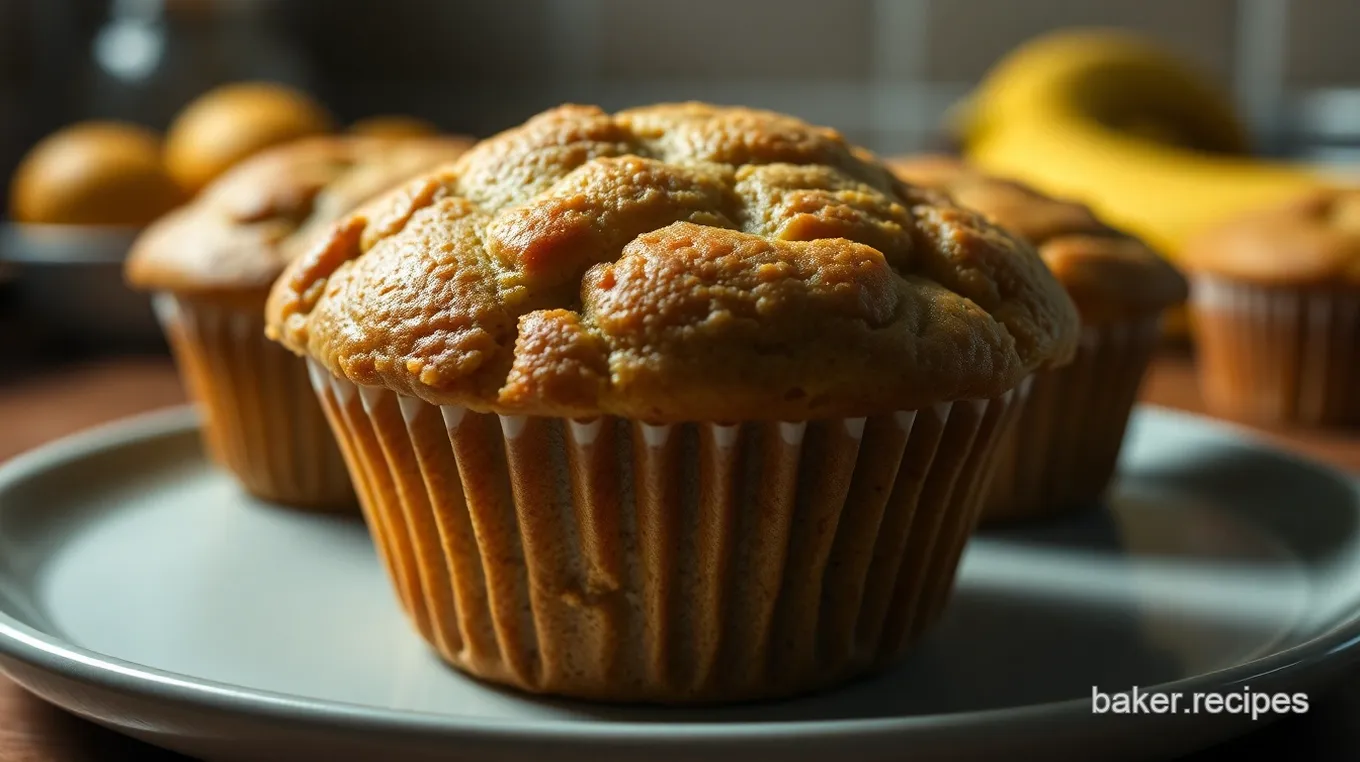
[[268, 104, 1079, 420], [1183, 188, 1360, 286], [126, 135, 473, 296], [890, 154, 1188, 322]]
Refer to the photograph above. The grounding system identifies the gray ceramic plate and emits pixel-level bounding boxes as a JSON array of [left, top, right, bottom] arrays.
[[0, 406, 1358, 762]]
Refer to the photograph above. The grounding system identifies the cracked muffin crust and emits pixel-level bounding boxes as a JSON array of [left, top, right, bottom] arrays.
[[126, 134, 474, 299], [890, 154, 1188, 324], [268, 104, 1079, 422]]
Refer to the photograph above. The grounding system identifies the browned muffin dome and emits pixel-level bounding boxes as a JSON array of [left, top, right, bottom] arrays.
[[267, 103, 1080, 422], [10, 121, 184, 227], [890, 154, 1188, 323], [1183, 187, 1360, 286], [164, 82, 334, 194], [126, 134, 473, 298], [349, 114, 440, 139]]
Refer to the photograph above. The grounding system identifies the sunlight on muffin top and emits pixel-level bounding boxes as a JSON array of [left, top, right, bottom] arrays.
[[267, 103, 1079, 421]]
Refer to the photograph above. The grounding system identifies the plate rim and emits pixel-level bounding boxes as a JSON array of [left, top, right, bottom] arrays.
[[0, 404, 1359, 746]]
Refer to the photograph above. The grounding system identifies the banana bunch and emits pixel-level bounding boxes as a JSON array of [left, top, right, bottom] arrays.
[[954, 29, 1329, 265]]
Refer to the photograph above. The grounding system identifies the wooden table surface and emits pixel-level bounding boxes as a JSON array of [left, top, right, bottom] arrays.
[[0, 349, 1357, 761]]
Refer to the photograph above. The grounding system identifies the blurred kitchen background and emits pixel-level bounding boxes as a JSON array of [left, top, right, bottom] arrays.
[[5, 0, 1360, 175], [0, 0, 1358, 358]]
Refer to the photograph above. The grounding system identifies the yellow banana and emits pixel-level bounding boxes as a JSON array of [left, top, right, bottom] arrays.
[[955, 29, 1251, 155], [955, 28, 1331, 258], [966, 119, 1325, 258]]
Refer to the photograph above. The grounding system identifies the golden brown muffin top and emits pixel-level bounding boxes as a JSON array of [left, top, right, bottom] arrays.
[[889, 154, 1188, 323], [349, 115, 440, 139], [126, 134, 473, 298], [9, 121, 185, 227], [164, 82, 335, 194], [1182, 188, 1360, 286], [267, 103, 1079, 421]]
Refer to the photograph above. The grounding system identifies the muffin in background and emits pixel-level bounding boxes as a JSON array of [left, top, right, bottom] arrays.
[[126, 134, 472, 510], [267, 103, 1079, 703], [1184, 188, 1360, 427], [349, 115, 440, 139], [10, 121, 184, 227], [891, 154, 1187, 524], [164, 81, 333, 194]]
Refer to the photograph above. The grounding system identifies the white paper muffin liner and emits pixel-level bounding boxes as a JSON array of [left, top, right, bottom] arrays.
[[307, 361, 1027, 704]]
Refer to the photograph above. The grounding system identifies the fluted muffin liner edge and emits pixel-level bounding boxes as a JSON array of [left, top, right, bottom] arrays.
[[1190, 276, 1360, 427], [983, 315, 1162, 524], [150, 292, 356, 510], [306, 359, 1028, 704]]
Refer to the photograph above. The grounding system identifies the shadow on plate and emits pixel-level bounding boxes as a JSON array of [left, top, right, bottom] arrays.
[[1121, 442, 1359, 565], [507, 580, 1185, 724], [975, 438, 1358, 567]]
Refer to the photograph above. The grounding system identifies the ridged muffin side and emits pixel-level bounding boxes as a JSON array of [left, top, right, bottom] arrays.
[[267, 103, 1078, 702], [891, 155, 1186, 523], [126, 135, 472, 510], [1184, 188, 1360, 426]]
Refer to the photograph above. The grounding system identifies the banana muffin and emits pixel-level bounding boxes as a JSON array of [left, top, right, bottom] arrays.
[[891, 155, 1187, 523], [127, 134, 472, 510], [10, 121, 184, 227], [1184, 188, 1360, 426], [349, 114, 440, 139], [165, 82, 334, 194], [267, 103, 1080, 703]]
